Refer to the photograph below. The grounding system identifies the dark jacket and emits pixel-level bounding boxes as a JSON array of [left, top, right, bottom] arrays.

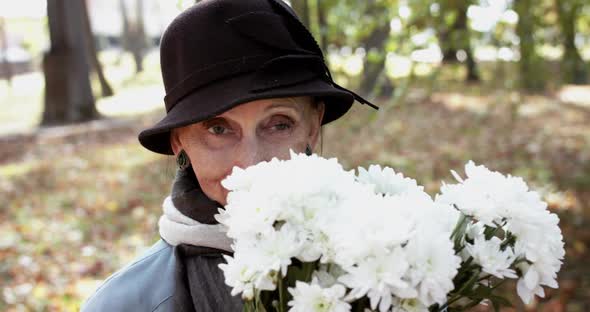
[[82, 169, 243, 311]]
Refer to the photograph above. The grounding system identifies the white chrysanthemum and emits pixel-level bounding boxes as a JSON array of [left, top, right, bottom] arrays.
[[219, 225, 303, 300], [434, 160, 565, 304], [466, 237, 517, 279], [218, 149, 358, 239], [391, 298, 429, 312], [218, 254, 256, 300], [510, 210, 564, 262], [329, 193, 418, 268], [357, 165, 424, 196], [516, 259, 561, 304], [254, 224, 303, 277], [403, 232, 461, 307], [339, 248, 410, 312], [288, 279, 350, 312], [296, 225, 335, 263], [389, 191, 459, 236], [215, 191, 279, 240], [436, 161, 546, 226], [219, 250, 276, 300], [221, 157, 283, 192], [218, 151, 362, 297], [218, 153, 563, 309], [465, 222, 485, 241], [370, 192, 459, 307]]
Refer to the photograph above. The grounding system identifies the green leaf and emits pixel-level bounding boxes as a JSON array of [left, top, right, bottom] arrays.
[[500, 232, 516, 251], [483, 225, 498, 240], [450, 213, 470, 251]]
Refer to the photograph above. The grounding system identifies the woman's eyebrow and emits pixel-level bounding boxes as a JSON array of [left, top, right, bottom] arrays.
[[201, 117, 227, 125], [265, 102, 301, 112]]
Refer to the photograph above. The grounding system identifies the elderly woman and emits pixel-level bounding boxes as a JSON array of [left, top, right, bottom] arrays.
[[82, 0, 376, 311]]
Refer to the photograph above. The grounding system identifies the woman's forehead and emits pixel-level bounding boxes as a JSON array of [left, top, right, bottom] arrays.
[[215, 97, 310, 118]]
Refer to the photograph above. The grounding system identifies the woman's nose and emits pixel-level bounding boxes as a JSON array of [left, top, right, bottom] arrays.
[[233, 139, 265, 169]]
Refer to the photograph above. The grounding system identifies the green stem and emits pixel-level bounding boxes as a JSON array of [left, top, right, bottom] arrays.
[[492, 220, 506, 229], [302, 262, 316, 282], [450, 214, 468, 241], [278, 275, 286, 312], [454, 280, 508, 312], [243, 300, 255, 312], [450, 213, 470, 251], [491, 278, 508, 290], [442, 268, 481, 310]]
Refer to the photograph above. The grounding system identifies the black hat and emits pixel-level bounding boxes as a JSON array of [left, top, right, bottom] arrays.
[[138, 0, 377, 155]]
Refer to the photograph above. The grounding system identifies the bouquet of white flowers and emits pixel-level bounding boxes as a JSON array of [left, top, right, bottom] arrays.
[[215, 151, 564, 312]]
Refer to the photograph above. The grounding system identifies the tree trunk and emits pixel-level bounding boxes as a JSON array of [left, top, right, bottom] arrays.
[[291, 0, 310, 30], [0, 17, 12, 86], [455, 3, 479, 82], [42, 0, 99, 126], [359, 1, 393, 97], [465, 48, 479, 82], [136, 0, 147, 71], [555, 0, 587, 84], [316, 0, 328, 53], [514, 0, 546, 91], [82, 0, 113, 97], [120, 0, 147, 73], [437, 0, 479, 81]]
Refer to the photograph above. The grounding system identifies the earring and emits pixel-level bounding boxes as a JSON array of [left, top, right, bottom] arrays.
[[305, 144, 312, 156], [177, 149, 191, 170]]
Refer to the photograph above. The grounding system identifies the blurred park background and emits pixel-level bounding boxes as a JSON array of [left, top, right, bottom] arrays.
[[0, 0, 589, 310]]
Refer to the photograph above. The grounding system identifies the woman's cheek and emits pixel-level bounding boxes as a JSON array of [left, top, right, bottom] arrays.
[[186, 148, 232, 202], [194, 169, 231, 205], [269, 131, 308, 157], [267, 140, 305, 159]]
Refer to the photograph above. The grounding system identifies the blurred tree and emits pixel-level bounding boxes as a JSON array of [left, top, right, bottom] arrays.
[[292, 0, 331, 56], [407, 0, 480, 82], [316, 0, 328, 53], [42, 0, 100, 125], [514, 0, 546, 91], [291, 0, 311, 29], [120, 0, 148, 73], [358, 0, 393, 96], [436, 0, 479, 81], [0, 16, 12, 86], [300, 0, 395, 97], [82, 0, 113, 97], [555, 0, 588, 84]]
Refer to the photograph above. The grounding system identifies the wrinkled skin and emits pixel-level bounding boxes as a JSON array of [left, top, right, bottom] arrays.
[[170, 96, 325, 206]]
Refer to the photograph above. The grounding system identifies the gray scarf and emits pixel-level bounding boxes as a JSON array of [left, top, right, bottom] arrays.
[[162, 168, 242, 312]]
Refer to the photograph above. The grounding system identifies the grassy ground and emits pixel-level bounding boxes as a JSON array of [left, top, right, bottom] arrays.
[[1, 60, 589, 311]]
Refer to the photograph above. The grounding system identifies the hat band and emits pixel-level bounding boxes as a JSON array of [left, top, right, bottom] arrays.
[[164, 54, 277, 112]]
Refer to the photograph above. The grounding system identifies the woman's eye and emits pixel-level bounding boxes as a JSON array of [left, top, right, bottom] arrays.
[[267, 116, 295, 132], [208, 125, 228, 135], [272, 123, 291, 131]]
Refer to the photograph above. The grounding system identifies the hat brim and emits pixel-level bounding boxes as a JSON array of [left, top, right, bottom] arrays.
[[138, 73, 354, 155]]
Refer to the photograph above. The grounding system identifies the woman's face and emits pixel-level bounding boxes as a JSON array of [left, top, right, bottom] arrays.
[[170, 96, 325, 206]]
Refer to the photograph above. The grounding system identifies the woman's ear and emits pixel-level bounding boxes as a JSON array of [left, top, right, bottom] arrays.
[[169, 128, 183, 156]]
